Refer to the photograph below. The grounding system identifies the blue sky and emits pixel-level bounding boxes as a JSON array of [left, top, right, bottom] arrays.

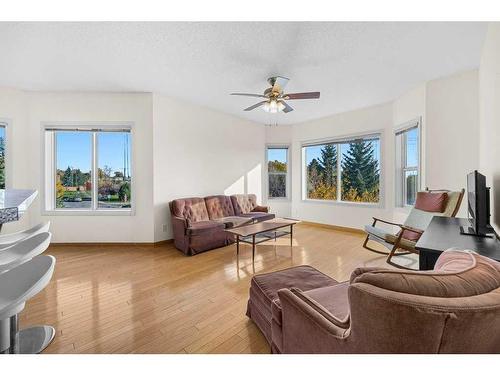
[[304, 140, 381, 167], [406, 127, 418, 166], [267, 148, 287, 163], [56, 132, 131, 173]]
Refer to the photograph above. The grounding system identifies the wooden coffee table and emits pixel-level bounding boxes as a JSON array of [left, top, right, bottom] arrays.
[[225, 218, 300, 269]]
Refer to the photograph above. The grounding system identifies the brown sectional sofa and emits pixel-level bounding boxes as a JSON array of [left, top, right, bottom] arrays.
[[170, 194, 274, 255], [247, 249, 500, 353]]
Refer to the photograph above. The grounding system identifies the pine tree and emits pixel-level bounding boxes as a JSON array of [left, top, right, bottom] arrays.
[[62, 166, 73, 187], [341, 141, 379, 199], [318, 144, 337, 188], [307, 158, 322, 193], [0, 137, 5, 189]]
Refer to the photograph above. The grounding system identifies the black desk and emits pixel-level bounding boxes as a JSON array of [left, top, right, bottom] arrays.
[[416, 216, 500, 270]]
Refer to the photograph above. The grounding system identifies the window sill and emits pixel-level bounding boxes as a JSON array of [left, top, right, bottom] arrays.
[[267, 197, 291, 202], [301, 198, 384, 209], [42, 209, 134, 217]]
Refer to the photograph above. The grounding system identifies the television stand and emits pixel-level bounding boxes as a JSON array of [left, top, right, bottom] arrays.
[[459, 225, 494, 238]]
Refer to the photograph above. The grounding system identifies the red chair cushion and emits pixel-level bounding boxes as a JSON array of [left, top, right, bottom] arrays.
[[414, 191, 448, 213], [400, 228, 422, 242]]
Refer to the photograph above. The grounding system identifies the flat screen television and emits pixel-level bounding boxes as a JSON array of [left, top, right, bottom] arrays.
[[460, 170, 491, 237]]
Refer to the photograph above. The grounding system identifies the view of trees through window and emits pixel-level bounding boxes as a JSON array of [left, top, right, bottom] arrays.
[[403, 127, 419, 205], [55, 130, 131, 209], [268, 147, 287, 198], [56, 132, 92, 208], [97, 132, 131, 208], [305, 138, 380, 203], [0, 125, 5, 189]]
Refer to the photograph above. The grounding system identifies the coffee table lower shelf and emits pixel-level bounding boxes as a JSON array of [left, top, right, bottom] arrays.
[[225, 219, 299, 271]]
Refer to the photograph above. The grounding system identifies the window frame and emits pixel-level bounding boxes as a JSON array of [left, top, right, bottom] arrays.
[[0, 119, 10, 189], [266, 144, 290, 201], [395, 118, 421, 208], [301, 131, 384, 207], [42, 122, 135, 216]]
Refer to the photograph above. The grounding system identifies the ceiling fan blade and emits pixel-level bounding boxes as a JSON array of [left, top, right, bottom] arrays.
[[231, 93, 267, 98], [271, 76, 290, 92], [244, 101, 268, 111], [282, 101, 294, 113], [284, 92, 320, 100]]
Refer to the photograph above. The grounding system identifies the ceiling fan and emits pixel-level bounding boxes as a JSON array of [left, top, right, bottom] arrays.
[[231, 76, 320, 114]]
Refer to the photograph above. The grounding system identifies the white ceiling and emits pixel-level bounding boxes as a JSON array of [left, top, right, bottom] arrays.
[[0, 22, 487, 125]]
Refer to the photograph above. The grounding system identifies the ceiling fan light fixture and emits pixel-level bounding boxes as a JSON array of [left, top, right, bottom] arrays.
[[233, 76, 318, 114], [277, 100, 285, 112], [262, 99, 283, 113]]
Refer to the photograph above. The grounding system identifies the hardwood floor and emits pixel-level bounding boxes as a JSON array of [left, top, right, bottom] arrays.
[[21, 223, 416, 354]]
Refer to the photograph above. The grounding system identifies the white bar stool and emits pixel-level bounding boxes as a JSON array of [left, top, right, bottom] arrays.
[[0, 255, 56, 354], [0, 232, 52, 274], [0, 233, 53, 354], [0, 222, 51, 250]]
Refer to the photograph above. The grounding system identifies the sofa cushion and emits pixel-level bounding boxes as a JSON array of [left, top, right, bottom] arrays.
[[231, 194, 257, 215], [351, 249, 500, 298], [240, 212, 275, 222], [414, 191, 448, 213], [364, 225, 417, 249], [252, 265, 338, 305], [204, 195, 235, 219], [213, 216, 252, 228], [247, 265, 339, 347], [403, 208, 435, 232], [186, 220, 225, 236], [399, 227, 422, 242], [249, 265, 339, 326], [303, 282, 350, 322], [171, 198, 209, 225]]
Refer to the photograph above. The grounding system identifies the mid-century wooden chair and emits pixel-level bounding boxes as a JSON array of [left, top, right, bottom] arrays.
[[363, 188, 465, 269]]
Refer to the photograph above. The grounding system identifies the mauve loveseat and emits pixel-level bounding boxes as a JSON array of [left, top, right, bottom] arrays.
[[169, 194, 274, 255]]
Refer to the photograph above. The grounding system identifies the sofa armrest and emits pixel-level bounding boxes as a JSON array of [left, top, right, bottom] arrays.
[[289, 288, 350, 328], [278, 288, 349, 353], [171, 215, 188, 234], [252, 205, 269, 213]]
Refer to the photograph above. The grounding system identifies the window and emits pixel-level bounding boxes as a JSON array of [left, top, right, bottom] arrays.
[[97, 132, 131, 209], [45, 126, 132, 212], [0, 123, 6, 189], [303, 134, 381, 203], [395, 120, 420, 206], [267, 146, 289, 199]]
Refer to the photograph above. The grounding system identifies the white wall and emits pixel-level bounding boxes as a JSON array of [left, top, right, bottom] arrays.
[[479, 23, 500, 232], [393, 84, 426, 129], [153, 94, 265, 242], [24, 92, 155, 243], [426, 70, 479, 217], [0, 87, 31, 233], [290, 102, 394, 229]]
